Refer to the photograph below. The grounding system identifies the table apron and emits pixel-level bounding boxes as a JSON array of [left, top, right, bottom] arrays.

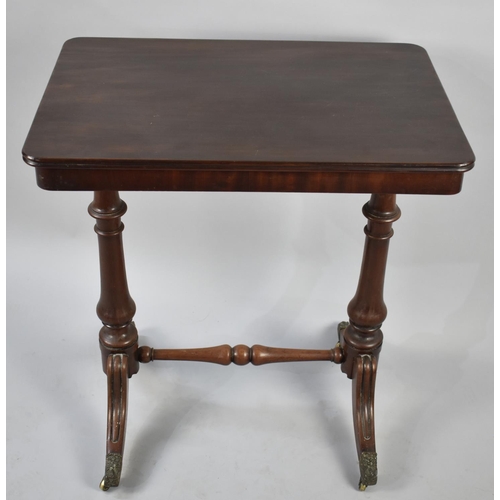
[[34, 167, 464, 195]]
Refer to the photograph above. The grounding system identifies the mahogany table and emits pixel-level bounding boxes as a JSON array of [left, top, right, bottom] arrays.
[[22, 38, 474, 491]]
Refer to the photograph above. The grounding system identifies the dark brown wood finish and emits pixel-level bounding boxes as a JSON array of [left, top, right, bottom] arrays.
[[21, 39, 475, 492], [137, 344, 345, 365], [35, 167, 465, 194], [23, 38, 474, 194], [352, 355, 378, 490], [100, 354, 129, 491], [340, 194, 400, 490], [88, 191, 139, 377]]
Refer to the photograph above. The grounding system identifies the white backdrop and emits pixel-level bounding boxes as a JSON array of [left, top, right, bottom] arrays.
[[7, 1, 493, 499]]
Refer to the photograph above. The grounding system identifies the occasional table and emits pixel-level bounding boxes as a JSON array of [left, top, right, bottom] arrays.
[[22, 38, 475, 491]]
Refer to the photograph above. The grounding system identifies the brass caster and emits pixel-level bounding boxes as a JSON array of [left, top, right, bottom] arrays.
[[99, 478, 109, 491], [359, 482, 367, 491]]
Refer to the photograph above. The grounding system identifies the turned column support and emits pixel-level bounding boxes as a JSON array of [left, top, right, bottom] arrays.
[[339, 193, 400, 491], [341, 194, 400, 378], [89, 191, 139, 377]]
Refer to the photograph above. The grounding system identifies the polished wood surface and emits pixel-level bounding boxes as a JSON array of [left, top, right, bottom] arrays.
[[100, 354, 129, 490], [35, 166, 465, 194], [137, 343, 345, 365], [21, 38, 475, 492], [88, 191, 139, 377], [23, 38, 474, 194], [340, 194, 400, 489]]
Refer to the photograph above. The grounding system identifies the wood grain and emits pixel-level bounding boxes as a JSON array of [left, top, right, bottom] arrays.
[[137, 344, 345, 365], [23, 38, 474, 194]]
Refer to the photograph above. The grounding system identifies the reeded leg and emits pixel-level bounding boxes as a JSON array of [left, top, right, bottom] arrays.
[[340, 194, 400, 490], [100, 354, 129, 491], [353, 354, 377, 490], [89, 191, 139, 490]]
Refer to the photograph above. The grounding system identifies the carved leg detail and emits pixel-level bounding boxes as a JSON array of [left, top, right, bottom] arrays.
[[89, 191, 139, 378], [100, 354, 129, 491], [340, 194, 400, 490], [353, 355, 378, 490], [90, 191, 137, 491]]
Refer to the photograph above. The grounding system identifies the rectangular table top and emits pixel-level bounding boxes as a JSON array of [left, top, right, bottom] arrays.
[[23, 38, 474, 194]]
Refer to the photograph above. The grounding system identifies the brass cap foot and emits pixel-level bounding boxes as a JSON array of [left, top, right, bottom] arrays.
[[359, 451, 377, 490], [100, 453, 123, 490]]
